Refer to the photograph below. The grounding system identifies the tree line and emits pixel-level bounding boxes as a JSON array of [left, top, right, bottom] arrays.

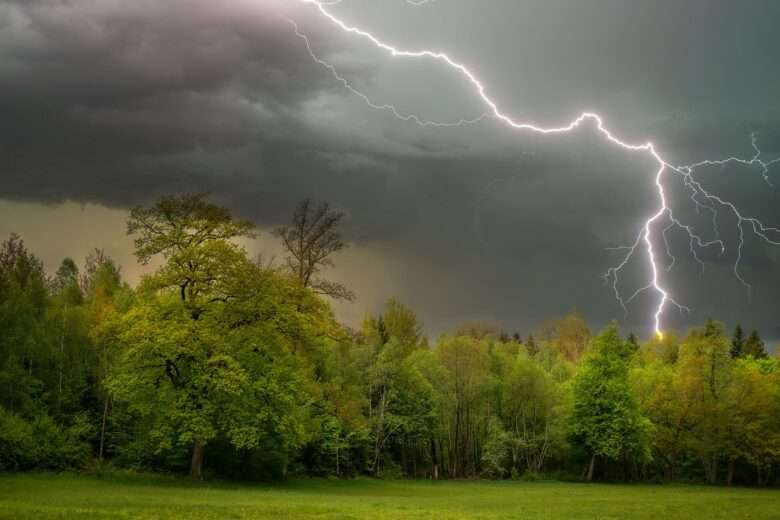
[[1, 194, 779, 486]]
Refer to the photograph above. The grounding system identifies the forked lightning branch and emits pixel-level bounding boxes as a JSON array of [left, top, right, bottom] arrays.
[[291, 0, 780, 336]]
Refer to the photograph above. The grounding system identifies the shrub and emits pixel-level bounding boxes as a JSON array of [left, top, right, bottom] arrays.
[[0, 407, 92, 470]]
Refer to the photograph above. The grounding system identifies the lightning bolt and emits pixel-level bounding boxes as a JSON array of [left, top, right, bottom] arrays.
[[291, 0, 780, 336]]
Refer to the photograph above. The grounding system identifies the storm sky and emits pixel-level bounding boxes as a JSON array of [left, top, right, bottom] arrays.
[[1, 0, 779, 340]]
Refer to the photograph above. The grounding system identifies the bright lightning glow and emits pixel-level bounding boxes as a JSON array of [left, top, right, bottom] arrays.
[[292, 0, 780, 336]]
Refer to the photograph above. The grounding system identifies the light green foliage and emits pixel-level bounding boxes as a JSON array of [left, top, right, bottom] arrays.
[[306, 339, 370, 477], [632, 358, 681, 476], [722, 358, 780, 484], [640, 331, 680, 365], [366, 337, 435, 475], [480, 417, 511, 478], [500, 354, 568, 474], [434, 336, 492, 477], [128, 193, 255, 317], [533, 340, 576, 382], [538, 312, 591, 362], [115, 195, 320, 477], [362, 298, 425, 354], [674, 322, 734, 483], [570, 324, 652, 478], [634, 322, 780, 484], [381, 298, 424, 349], [128, 194, 254, 264]]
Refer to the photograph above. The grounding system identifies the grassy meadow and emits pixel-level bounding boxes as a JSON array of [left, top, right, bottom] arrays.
[[1, 473, 779, 520]]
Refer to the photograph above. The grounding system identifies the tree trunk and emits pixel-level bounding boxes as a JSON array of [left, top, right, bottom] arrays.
[[413, 445, 418, 478], [727, 459, 735, 486], [703, 457, 718, 485], [58, 310, 66, 406], [372, 388, 387, 475], [190, 440, 206, 479], [430, 438, 438, 480], [98, 394, 111, 461], [587, 454, 596, 482]]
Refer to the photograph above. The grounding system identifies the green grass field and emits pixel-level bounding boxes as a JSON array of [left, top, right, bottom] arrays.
[[1, 473, 779, 520]]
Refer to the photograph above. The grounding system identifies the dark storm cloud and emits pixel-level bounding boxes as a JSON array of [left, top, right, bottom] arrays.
[[1, 0, 779, 339], [0, 0, 368, 205], [0, 1, 330, 104]]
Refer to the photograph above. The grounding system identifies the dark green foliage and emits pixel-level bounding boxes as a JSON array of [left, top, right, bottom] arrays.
[[731, 324, 745, 358], [0, 407, 92, 470], [743, 330, 767, 359]]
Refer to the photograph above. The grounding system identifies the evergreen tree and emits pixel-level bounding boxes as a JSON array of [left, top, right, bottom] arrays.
[[743, 330, 767, 359], [704, 318, 723, 338], [731, 324, 745, 358]]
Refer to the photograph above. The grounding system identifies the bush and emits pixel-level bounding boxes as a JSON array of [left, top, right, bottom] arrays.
[[0, 407, 92, 470], [0, 409, 32, 470], [481, 419, 511, 479]]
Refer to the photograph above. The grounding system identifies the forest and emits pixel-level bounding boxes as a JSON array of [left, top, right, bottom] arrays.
[[1, 193, 779, 487]]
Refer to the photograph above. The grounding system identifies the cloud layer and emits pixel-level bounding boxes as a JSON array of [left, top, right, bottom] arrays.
[[1, 0, 779, 338]]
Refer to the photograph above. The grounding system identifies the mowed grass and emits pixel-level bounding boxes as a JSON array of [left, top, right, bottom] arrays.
[[1, 473, 779, 520]]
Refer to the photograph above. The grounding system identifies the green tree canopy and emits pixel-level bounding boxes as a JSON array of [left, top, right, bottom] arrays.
[[570, 324, 651, 480]]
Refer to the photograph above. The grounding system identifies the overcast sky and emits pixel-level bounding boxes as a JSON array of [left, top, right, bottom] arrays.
[[1, 0, 779, 340]]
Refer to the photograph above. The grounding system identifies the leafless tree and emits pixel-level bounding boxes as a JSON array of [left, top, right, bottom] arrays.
[[274, 199, 355, 301]]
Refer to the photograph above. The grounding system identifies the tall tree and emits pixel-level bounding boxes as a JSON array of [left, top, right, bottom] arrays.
[[743, 330, 767, 359], [365, 339, 434, 475], [570, 324, 651, 481], [50, 258, 88, 413], [435, 336, 491, 477], [127, 193, 255, 317], [675, 323, 733, 484], [117, 194, 314, 479], [274, 199, 354, 301], [382, 299, 424, 351], [722, 358, 780, 486], [82, 250, 127, 462], [538, 312, 591, 362], [500, 355, 567, 475], [731, 324, 745, 358], [0, 234, 48, 414], [53, 258, 80, 298], [80, 248, 121, 295]]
